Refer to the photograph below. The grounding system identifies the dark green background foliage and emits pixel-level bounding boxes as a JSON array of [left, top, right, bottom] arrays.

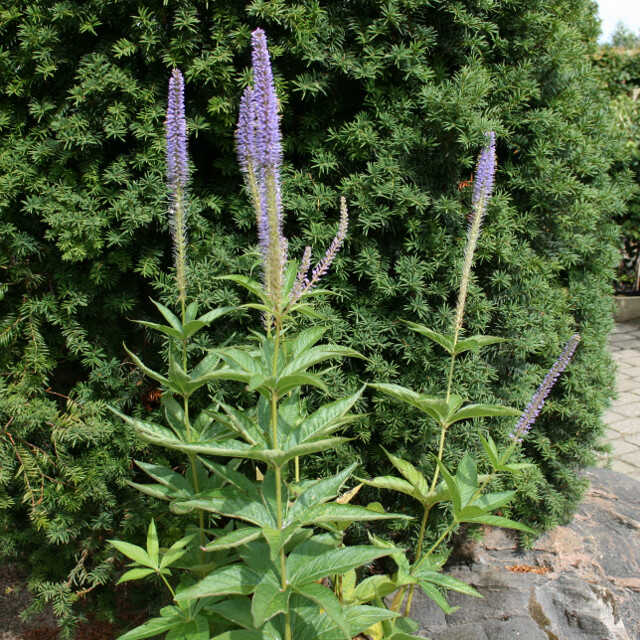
[[593, 43, 640, 289], [0, 0, 631, 629]]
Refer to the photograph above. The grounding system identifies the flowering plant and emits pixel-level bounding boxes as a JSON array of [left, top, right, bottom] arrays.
[[108, 29, 580, 639]]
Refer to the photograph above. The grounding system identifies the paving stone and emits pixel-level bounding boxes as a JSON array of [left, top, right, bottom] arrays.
[[621, 432, 640, 447], [610, 458, 640, 476], [610, 402, 640, 418], [610, 438, 638, 456], [616, 377, 639, 393], [602, 409, 625, 424], [611, 391, 640, 406], [615, 367, 640, 379], [606, 418, 640, 435]]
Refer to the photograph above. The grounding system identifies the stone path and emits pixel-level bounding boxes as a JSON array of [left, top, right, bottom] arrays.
[[603, 321, 640, 480]]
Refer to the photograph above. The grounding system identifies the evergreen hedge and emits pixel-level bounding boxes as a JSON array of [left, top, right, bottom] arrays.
[[0, 0, 631, 631], [593, 44, 640, 289]]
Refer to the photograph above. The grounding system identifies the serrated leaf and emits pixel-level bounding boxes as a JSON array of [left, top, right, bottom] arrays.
[[205, 598, 253, 630], [497, 462, 535, 473], [448, 403, 521, 425], [403, 321, 454, 353], [369, 384, 449, 423], [109, 540, 154, 568], [150, 299, 183, 332], [419, 581, 459, 614], [383, 448, 430, 498], [358, 476, 424, 503], [216, 274, 267, 303], [289, 326, 328, 358], [210, 632, 265, 640], [136, 320, 183, 340], [251, 570, 289, 627], [434, 458, 461, 514], [276, 373, 329, 394], [460, 514, 535, 533], [174, 565, 260, 601], [351, 575, 397, 603], [202, 527, 262, 552], [456, 454, 478, 508], [414, 566, 482, 598], [295, 582, 350, 639], [280, 345, 363, 377], [121, 346, 169, 387], [127, 481, 172, 501], [297, 503, 411, 527], [479, 434, 500, 468], [472, 490, 516, 512], [135, 461, 191, 494], [288, 545, 397, 586], [117, 568, 155, 584], [196, 306, 235, 325], [454, 335, 506, 355], [116, 613, 182, 640], [146, 520, 159, 565]]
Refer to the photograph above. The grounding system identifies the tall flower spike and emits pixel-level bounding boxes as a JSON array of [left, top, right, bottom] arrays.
[[290, 197, 348, 305], [454, 132, 497, 336], [165, 68, 189, 306], [236, 29, 286, 318], [510, 334, 581, 441]]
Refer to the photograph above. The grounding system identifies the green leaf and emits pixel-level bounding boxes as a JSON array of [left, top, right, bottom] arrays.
[[473, 490, 516, 512], [289, 326, 328, 358], [127, 481, 172, 501], [498, 462, 535, 473], [116, 613, 182, 640], [210, 632, 266, 640], [294, 582, 350, 639], [121, 346, 169, 387], [174, 565, 260, 601], [434, 458, 461, 514], [202, 527, 262, 552], [346, 606, 399, 637], [205, 598, 254, 630], [454, 335, 506, 355], [216, 275, 267, 303], [135, 461, 191, 494], [460, 514, 535, 533], [109, 540, 154, 568], [196, 305, 235, 325], [136, 320, 183, 340], [186, 301, 199, 321], [290, 390, 363, 446], [448, 403, 521, 425], [296, 502, 411, 527], [359, 475, 423, 502], [150, 299, 183, 332], [146, 520, 159, 565], [351, 575, 397, 603], [414, 566, 482, 598], [369, 384, 449, 424], [288, 545, 397, 586], [403, 321, 454, 353], [276, 373, 329, 395], [117, 568, 155, 584], [251, 571, 290, 627], [456, 454, 478, 508], [280, 345, 363, 377], [419, 581, 459, 614], [382, 448, 430, 498], [479, 434, 500, 468]]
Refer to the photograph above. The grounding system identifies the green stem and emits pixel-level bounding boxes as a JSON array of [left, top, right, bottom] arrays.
[[180, 304, 205, 572], [405, 506, 429, 616], [160, 572, 176, 599], [270, 314, 292, 640]]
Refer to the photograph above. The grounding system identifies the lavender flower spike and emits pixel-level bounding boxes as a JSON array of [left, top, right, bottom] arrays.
[[290, 197, 348, 305], [510, 334, 581, 441], [165, 68, 189, 306], [236, 29, 286, 315], [453, 132, 497, 337]]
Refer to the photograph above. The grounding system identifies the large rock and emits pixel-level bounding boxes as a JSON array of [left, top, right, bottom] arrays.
[[410, 468, 640, 639]]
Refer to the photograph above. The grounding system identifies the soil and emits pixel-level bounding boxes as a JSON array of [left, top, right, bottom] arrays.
[[0, 563, 149, 640]]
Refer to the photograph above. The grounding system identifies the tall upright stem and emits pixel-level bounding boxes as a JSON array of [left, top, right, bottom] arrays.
[[270, 314, 292, 640]]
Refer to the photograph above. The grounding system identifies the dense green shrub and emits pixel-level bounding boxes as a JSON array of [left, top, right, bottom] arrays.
[[0, 0, 631, 632], [593, 44, 640, 289]]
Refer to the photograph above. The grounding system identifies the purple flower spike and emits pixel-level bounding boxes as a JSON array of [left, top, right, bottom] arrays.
[[290, 197, 348, 305], [510, 334, 581, 441], [250, 28, 282, 172], [165, 68, 189, 304], [235, 29, 287, 316], [166, 69, 189, 193], [469, 131, 496, 227]]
